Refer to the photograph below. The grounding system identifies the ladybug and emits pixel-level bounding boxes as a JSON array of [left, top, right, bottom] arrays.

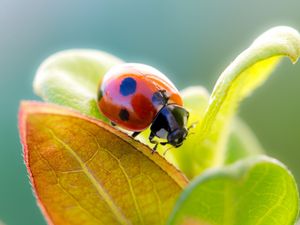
[[97, 63, 190, 151]]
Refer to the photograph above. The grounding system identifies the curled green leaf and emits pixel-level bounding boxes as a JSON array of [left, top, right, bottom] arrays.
[[185, 26, 300, 177]]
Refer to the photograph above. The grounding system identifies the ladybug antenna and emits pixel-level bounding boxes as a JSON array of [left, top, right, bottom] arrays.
[[185, 124, 197, 139], [187, 120, 199, 131]]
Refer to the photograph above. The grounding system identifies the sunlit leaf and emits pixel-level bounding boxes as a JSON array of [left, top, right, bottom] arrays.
[[165, 86, 210, 178], [225, 118, 264, 164], [19, 101, 188, 225], [185, 26, 300, 177], [33, 49, 124, 120], [168, 156, 299, 225], [169, 85, 264, 176]]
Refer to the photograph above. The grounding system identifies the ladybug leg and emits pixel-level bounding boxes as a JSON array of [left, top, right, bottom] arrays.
[[163, 146, 174, 156], [149, 132, 159, 153], [152, 143, 159, 154], [151, 142, 169, 154], [160, 142, 169, 146], [110, 121, 116, 127], [149, 132, 158, 144], [131, 131, 141, 138], [149, 132, 170, 153]]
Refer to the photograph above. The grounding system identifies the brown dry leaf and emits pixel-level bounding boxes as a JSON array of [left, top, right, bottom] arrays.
[[19, 101, 188, 225]]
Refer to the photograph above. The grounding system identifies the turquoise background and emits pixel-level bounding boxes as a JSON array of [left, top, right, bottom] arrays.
[[1, 1, 300, 224]]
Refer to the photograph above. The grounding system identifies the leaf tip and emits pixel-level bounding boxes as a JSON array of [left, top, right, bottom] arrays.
[[254, 26, 300, 63]]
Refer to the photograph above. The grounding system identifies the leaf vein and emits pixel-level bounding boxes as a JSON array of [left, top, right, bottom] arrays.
[[48, 128, 130, 225], [35, 150, 104, 224]]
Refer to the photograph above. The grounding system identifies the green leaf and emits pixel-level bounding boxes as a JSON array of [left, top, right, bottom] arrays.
[[19, 101, 188, 225], [167, 156, 299, 225], [163, 87, 263, 177], [164, 86, 210, 178], [225, 118, 264, 164], [33, 49, 124, 120], [182, 26, 300, 177]]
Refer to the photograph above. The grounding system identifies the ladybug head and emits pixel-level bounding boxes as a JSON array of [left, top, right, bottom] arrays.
[[150, 104, 190, 150], [167, 127, 188, 147]]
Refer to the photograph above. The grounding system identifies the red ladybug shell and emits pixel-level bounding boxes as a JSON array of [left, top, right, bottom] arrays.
[[98, 63, 183, 131]]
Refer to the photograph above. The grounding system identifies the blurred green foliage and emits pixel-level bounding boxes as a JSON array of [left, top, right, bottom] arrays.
[[1, 1, 300, 225]]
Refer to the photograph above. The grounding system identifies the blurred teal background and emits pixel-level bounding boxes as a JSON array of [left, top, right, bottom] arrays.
[[1, 1, 300, 224]]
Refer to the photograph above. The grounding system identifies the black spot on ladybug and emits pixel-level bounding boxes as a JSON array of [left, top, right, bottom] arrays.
[[152, 90, 168, 105], [119, 108, 130, 121], [120, 77, 137, 96]]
